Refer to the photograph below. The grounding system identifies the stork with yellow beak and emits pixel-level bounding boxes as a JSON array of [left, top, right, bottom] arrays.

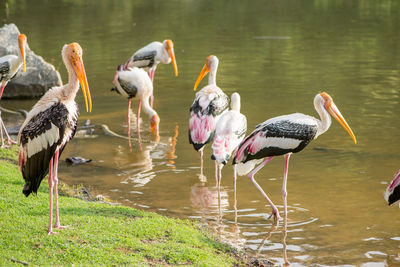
[[18, 42, 92, 235], [0, 33, 27, 148], [232, 92, 357, 223], [189, 55, 228, 179], [124, 39, 178, 107]]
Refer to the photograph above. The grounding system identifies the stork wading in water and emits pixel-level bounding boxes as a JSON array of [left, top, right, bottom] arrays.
[[111, 65, 160, 142], [189, 55, 229, 180], [18, 42, 92, 235], [232, 92, 357, 223], [211, 92, 247, 188], [124, 40, 178, 106], [384, 169, 400, 206], [0, 33, 27, 148]]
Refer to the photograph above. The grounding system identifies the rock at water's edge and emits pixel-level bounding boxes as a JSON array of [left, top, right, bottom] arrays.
[[0, 24, 62, 99]]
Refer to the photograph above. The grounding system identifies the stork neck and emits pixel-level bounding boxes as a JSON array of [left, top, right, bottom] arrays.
[[314, 97, 332, 136], [208, 61, 218, 85], [142, 96, 157, 118], [62, 56, 80, 101]]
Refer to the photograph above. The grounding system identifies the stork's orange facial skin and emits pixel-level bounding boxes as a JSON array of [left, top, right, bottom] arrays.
[[69, 43, 92, 112], [320, 92, 356, 144]]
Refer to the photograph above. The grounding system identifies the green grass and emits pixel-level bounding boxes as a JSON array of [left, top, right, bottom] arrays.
[[0, 146, 242, 266]]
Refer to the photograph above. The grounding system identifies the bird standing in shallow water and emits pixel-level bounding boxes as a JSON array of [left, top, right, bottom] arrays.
[[0, 33, 27, 148], [211, 92, 247, 188], [232, 92, 357, 223], [124, 40, 178, 106], [111, 65, 160, 144], [189, 55, 229, 180], [18, 42, 92, 235], [384, 169, 400, 206]]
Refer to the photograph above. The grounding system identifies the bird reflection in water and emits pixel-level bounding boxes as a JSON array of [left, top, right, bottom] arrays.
[[190, 183, 245, 249], [112, 124, 178, 187]]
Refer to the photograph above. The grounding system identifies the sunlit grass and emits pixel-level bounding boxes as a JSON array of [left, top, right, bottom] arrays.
[[0, 146, 239, 266]]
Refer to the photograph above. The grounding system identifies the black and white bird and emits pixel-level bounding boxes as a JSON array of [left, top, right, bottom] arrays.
[[384, 169, 400, 206], [211, 92, 247, 188], [111, 65, 160, 141], [0, 33, 27, 148], [232, 92, 357, 222], [18, 42, 92, 235], [124, 40, 178, 106], [189, 55, 229, 179]]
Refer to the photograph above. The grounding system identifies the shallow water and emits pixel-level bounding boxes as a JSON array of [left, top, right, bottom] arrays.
[[2, 0, 400, 265]]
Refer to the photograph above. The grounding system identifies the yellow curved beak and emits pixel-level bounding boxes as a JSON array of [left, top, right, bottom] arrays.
[[167, 46, 178, 77], [327, 102, 357, 144], [72, 56, 92, 112], [18, 34, 27, 72], [193, 63, 209, 91]]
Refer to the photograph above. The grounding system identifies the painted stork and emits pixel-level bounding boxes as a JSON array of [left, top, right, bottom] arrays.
[[232, 92, 357, 222], [384, 169, 400, 206], [0, 33, 27, 148], [18, 42, 92, 234], [111, 65, 160, 141], [124, 40, 178, 106], [211, 92, 247, 188], [189, 55, 229, 179]]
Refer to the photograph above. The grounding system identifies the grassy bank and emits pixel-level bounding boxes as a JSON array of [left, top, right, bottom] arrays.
[[0, 146, 242, 266]]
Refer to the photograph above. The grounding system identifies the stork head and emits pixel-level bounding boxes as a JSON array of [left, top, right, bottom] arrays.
[[385, 170, 400, 205], [163, 39, 178, 77], [193, 55, 218, 91], [318, 92, 356, 144], [150, 114, 160, 134], [113, 64, 124, 85], [64, 42, 92, 112], [18, 34, 27, 72]]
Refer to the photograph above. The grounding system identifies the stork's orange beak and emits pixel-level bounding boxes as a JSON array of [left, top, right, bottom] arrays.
[[193, 62, 209, 91], [165, 40, 178, 77], [18, 34, 27, 72], [321, 92, 356, 144], [70, 43, 92, 112]]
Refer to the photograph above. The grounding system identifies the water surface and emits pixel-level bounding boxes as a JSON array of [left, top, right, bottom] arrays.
[[2, 1, 400, 265]]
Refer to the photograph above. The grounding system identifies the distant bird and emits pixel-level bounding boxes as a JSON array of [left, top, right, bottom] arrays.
[[384, 169, 400, 206], [211, 92, 247, 187], [124, 40, 178, 106], [111, 65, 160, 140], [189, 55, 229, 179], [0, 33, 27, 148], [232, 92, 357, 222], [18, 42, 92, 234]]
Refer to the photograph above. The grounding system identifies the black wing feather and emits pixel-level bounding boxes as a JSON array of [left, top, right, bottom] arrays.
[[20, 103, 73, 196]]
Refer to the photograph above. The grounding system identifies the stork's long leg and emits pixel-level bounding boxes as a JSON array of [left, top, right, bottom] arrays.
[[127, 98, 132, 150], [54, 150, 68, 230], [137, 100, 142, 139], [0, 115, 7, 149], [0, 116, 16, 145], [198, 147, 206, 182], [47, 157, 55, 235], [247, 156, 281, 222], [282, 153, 291, 265], [282, 153, 291, 220]]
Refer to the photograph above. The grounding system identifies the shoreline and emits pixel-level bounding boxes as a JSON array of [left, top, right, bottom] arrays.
[[0, 145, 273, 266]]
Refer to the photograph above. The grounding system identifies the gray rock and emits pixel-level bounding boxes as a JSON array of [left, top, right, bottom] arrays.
[[0, 24, 62, 99]]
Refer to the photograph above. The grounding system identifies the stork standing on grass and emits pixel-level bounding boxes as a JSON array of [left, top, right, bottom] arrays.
[[18, 42, 92, 235], [189, 55, 229, 179], [0, 33, 27, 148], [232, 92, 357, 222], [124, 40, 178, 106], [211, 92, 247, 188]]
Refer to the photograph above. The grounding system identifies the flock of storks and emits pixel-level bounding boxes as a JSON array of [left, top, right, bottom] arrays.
[[0, 34, 399, 241]]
